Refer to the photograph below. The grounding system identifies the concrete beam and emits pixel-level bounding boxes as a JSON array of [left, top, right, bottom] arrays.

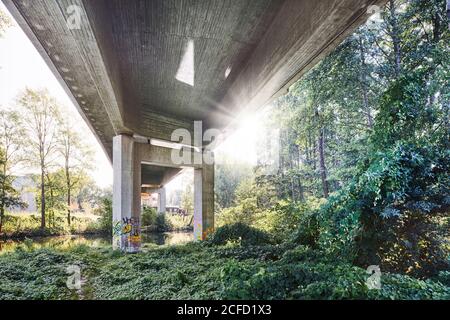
[[208, 0, 388, 129], [138, 144, 202, 169], [112, 134, 141, 253]]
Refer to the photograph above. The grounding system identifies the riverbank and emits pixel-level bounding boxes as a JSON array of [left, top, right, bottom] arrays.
[[0, 226, 105, 241], [0, 242, 448, 300], [0, 211, 104, 240], [0, 231, 193, 254], [0, 211, 193, 240]]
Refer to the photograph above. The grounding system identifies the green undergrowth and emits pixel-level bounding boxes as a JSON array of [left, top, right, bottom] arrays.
[[0, 239, 448, 300]]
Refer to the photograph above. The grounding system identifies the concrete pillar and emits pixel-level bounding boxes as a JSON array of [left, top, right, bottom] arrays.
[[112, 134, 141, 253], [157, 187, 166, 214], [193, 160, 214, 241]]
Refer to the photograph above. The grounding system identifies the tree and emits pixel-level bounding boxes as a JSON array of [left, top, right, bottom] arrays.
[[313, 0, 449, 277], [18, 88, 61, 229], [180, 184, 193, 215], [215, 159, 252, 209], [77, 178, 108, 212], [0, 109, 25, 233], [0, 152, 23, 234], [57, 119, 94, 225], [43, 169, 66, 228]]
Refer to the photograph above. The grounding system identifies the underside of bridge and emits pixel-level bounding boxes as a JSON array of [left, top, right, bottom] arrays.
[[4, 0, 386, 252]]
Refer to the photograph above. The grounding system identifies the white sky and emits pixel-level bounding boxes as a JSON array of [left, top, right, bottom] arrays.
[[0, 3, 259, 190]]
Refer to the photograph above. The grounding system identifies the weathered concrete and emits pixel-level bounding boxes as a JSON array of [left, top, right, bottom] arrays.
[[3, 0, 388, 159], [112, 134, 141, 253], [157, 188, 167, 214], [194, 160, 215, 241], [113, 137, 213, 250]]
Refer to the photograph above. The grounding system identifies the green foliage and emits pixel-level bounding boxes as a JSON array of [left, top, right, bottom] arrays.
[[0, 0, 448, 301], [96, 197, 112, 234], [141, 206, 157, 227], [215, 160, 253, 209], [142, 206, 191, 232], [216, 178, 258, 226], [207, 223, 273, 246], [218, 255, 449, 300], [0, 243, 446, 300], [155, 213, 173, 232], [180, 184, 194, 215], [255, 198, 323, 243], [315, 58, 450, 275], [1, 211, 101, 238], [318, 141, 449, 275], [0, 249, 77, 299]]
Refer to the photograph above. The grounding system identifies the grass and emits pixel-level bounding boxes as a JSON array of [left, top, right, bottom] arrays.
[[0, 241, 448, 300]]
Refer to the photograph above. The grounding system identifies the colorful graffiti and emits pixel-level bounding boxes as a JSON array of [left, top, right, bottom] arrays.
[[112, 216, 141, 252], [193, 216, 214, 241]]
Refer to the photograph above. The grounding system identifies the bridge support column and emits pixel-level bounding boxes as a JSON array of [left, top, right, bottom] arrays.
[[112, 134, 141, 253], [157, 187, 166, 213], [193, 159, 215, 241]]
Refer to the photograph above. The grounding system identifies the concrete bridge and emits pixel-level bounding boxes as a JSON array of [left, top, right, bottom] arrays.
[[3, 0, 386, 252]]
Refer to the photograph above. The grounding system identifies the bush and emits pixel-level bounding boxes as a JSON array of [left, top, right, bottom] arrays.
[[141, 206, 157, 227], [316, 142, 450, 277], [0, 242, 448, 300], [254, 200, 302, 242], [207, 223, 273, 246], [219, 258, 450, 300], [155, 213, 173, 232], [435, 271, 450, 287], [96, 197, 112, 234]]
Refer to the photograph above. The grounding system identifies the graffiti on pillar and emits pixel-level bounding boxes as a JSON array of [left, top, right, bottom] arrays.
[[193, 217, 214, 241], [121, 218, 133, 235], [112, 217, 141, 252], [202, 227, 214, 241], [194, 222, 202, 241], [113, 221, 121, 236], [193, 213, 202, 241]]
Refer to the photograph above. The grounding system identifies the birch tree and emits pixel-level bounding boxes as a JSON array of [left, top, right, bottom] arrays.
[[57, 118, 93, 225], [18, 89, 60, 229]]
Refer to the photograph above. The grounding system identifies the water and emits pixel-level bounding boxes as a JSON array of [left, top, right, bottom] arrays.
[[0, 231, 194, 254]]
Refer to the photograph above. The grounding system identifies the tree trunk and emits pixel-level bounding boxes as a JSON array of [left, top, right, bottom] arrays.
[[318, 127, 329, 198], [388, 0, 402, 77], [312, 139, 317, 171], [0, 185, 5, 235], [358, 36, 373, 129], [66, 158, 71, 226], [0, 207, 4, 235], [0, 162, 6, 234], [40, 168, 46, 229], [67, 188, 71, 226]]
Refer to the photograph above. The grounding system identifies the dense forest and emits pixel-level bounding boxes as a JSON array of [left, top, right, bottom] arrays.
[[216, 0, 449, 279]]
